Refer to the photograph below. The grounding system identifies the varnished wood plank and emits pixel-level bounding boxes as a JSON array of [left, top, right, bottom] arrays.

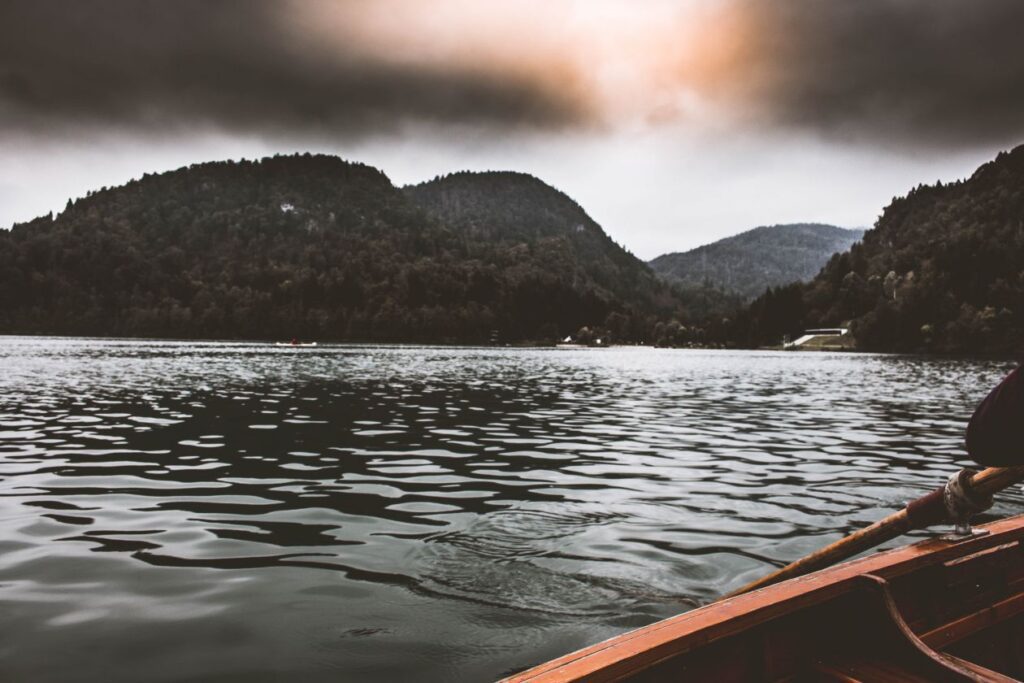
[[923, 591, 1024, 649], [942, 542, 1020, 568], [810, 664, 865, 683]]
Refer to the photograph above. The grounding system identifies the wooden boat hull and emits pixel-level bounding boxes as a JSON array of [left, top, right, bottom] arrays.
[[505, 514, 1024, 682]]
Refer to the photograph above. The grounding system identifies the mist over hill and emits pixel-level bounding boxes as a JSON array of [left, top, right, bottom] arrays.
[[730, 145, 1024, 354], [0, 155, 699, 343], [649, 224, 865, 301]]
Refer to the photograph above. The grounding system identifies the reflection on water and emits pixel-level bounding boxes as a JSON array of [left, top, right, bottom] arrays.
[[0, 337, 1018, 681]]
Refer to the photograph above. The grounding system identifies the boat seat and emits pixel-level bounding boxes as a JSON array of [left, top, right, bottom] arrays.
[[807, 575, 1011, 683]]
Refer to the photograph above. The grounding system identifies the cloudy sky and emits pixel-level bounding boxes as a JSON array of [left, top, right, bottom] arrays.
[[3, 0, 1023, 259]]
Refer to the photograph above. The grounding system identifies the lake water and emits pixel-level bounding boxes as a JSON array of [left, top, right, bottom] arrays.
[[0, 338, 1019, 682]]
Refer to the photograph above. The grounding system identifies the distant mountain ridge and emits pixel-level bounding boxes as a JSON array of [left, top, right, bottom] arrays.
[[0, 155, 684, 343], [649, 223, 866, 300]]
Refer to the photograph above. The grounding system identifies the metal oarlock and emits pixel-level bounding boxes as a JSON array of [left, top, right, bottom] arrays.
[[940, 468, 993, 541]]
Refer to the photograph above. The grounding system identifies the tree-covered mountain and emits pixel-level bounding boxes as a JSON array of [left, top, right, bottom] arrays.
[[649, 224, 865, 301], [0, 154, 700, 343], [404, 171, 677, 318], [729, 145, 1024, 354]]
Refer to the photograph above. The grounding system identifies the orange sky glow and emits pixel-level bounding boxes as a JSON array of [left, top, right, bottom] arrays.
[[285, 0, 754, 132]]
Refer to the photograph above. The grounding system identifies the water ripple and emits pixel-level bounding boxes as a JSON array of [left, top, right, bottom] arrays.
[[0, 337, 1018, 681]]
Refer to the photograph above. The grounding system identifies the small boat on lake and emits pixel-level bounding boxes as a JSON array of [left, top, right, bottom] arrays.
[[274, 340, 318, 347], [506, 512, 1024, 682]]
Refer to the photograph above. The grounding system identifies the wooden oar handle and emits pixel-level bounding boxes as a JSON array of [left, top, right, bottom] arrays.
[[970, 465, 1024, 496], [725, 465, 1024, 599], [725, 510, 911, 597]]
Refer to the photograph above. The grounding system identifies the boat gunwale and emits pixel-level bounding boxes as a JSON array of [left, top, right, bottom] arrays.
[[504, 513, 1024, 682]]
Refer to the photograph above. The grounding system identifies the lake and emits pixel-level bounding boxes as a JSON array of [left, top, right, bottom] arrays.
[[0, 338, 1018, 682]]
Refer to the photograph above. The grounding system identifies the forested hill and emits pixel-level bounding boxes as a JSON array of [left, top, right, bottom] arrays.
[[731, 145, 1024, 354], [0, 154, 688, 343], [649, 224, 865, 301], [404, 171, 673, 316]]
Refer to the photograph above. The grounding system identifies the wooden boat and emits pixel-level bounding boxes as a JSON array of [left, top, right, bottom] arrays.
[[274, 341, 317, 347], [506, 513, 1024, 682]]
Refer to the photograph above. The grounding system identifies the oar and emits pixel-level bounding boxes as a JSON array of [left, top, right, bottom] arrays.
[[725, 465, 1024, 599]]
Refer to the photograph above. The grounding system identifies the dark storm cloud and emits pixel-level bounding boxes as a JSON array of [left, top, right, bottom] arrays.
[[0, 0, 587, 138], [724, 0, 1024, 147], [3, 0, 1023, 149]]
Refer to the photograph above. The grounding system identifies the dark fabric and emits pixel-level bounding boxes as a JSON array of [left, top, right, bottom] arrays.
[[905, 486, 947, 526], [966, 367, 1024, 466]]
